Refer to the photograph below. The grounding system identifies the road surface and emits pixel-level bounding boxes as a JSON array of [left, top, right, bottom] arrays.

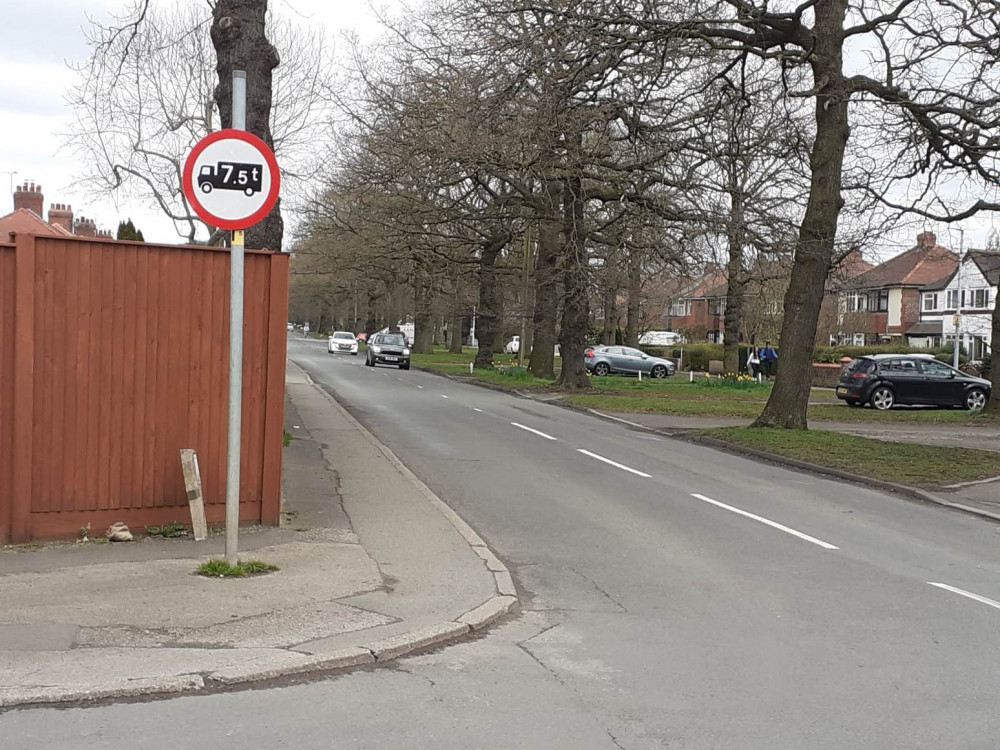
[[4, 337, 1000, 749]]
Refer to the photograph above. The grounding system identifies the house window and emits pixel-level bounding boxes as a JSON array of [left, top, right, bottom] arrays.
[[845, 291, 866, 312], [969, 289, 990, 309], [946, 289, 961, 309], [709, 298, 726, 316], [867, 289, 889, 312], [922, 293, 939, 311], [670, 300, 690, 317], [852, 333, 865, 346]]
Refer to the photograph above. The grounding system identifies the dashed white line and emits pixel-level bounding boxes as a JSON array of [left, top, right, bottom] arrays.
[[690, 493, 839, 550], [511, 422, 557, 441], [577, 449, 651, 477], [473, 408, 483, 413], [441, 394, 449, 399], [416, 385, 424, 389], [928, 582, 1000, 612]]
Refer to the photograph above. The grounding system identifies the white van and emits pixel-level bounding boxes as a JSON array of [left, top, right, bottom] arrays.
[[638, 331, 682, 346]]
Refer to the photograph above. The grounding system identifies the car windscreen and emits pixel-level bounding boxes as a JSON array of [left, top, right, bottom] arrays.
[[380, 334, 406, 346], [333, 332, 354, 340]]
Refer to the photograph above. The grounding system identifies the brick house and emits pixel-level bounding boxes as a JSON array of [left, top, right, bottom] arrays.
[[665, 266, 729, 342], [0, 182, 109, 239], [832, 232, 957, 345], [910, 250, 999, 358]]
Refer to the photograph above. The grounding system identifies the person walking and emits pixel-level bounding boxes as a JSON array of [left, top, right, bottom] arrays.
[[760, 341, 778, 380], [746, 346, 760, 378]]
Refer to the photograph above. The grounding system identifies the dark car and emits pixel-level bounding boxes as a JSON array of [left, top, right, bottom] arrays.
[[365, 332, 410, 370], [584, 345, 676, 378], [836, 354, 990, 411]]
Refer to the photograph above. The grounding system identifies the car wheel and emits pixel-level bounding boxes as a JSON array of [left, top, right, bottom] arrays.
[[593, 362, 610, 376], [651, 365, 667, 379], [870, 386, 894, 411], [965, 388, 987, 411], [352, 351, 358, 356], [400, 363, 409, 370]]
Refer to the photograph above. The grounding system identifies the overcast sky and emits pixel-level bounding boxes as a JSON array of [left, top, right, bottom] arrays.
[[0, 0, 996, 257], [0, 0, 388, 243]]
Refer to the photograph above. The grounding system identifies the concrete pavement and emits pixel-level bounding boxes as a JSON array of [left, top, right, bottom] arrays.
[[0, 361, 513, 708]]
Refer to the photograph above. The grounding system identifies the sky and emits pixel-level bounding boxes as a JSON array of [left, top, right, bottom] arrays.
[[0, 0, 390, 244], [0, 0, 996, 258]]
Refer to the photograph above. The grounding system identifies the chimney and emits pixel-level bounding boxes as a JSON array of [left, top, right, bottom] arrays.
[[13, 181, 43, 217], [48, 203, 73, 232], [916, 231, 936, 248], [74, 216, 97, 237]]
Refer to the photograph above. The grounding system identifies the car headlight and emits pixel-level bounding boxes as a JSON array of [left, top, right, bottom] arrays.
[[371, 345, 381, 353], [403, 348, 410, 356]]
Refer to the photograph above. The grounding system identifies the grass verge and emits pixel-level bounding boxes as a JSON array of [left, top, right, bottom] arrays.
[[703, 427, 1000, 487], [196, 559, 280, 578], [563, 393, 993, 424]]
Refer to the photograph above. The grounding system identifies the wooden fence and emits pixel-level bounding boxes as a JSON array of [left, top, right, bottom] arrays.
[[0, 233, 289, 543]]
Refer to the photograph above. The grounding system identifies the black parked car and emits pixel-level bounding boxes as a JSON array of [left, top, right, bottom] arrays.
[[836, 354, 990, 411], [365, 332, 410, 370]]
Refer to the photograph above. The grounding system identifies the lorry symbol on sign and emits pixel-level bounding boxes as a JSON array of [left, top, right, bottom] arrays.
[[198, 161, 263, 197]]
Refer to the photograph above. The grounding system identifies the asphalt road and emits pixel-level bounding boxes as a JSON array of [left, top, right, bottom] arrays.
[[5, 337, 1000, 749]]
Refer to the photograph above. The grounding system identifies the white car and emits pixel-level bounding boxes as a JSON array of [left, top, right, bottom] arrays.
[[504, 336, 520, 354], [328, 331, 359, 355]]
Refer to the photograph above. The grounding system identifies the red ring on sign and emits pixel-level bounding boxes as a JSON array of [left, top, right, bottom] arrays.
[[182, 129, 280, 231]]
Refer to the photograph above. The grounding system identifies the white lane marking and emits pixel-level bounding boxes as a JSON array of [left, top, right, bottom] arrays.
[[577, 449, 651, 478], [441, 394, 449, 399], [634, 435, 661, 441], [397, 378, 404, 381], [473, 408, 483, 413], [928, 582, 1000, 612], [416, 385, 424, 389], [690, 493, 839, 550], [511, 422, 557, 441]]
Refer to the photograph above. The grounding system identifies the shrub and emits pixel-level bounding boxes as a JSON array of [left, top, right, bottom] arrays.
[[813, 344, 966, 364], [693, 373, 769, 390], [146, 521, 188, 538]]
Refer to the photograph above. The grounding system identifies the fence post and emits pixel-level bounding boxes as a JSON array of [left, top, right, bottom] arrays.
[[260, 252, 289, 526], [11, 233, 35, 543]]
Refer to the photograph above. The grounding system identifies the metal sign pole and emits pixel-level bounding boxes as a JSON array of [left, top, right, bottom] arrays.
[[225, 70, 247, 565]]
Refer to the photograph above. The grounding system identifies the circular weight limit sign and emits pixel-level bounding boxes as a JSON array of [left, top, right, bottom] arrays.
[[182, 129, 280, 230]]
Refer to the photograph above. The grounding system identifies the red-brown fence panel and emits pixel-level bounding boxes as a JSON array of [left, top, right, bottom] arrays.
[[0, 233, 288, 543]]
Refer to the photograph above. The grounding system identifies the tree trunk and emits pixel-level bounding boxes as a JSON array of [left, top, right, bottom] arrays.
[[723, 171, 747, 375], [449, 270, 464, 353], [602, 248, 617, 345], [752, 0, 849, 429], [528, 179, 561, 379], [557, 169, 591, 390], [412, 264, 434, 354], [474, 235, 507, 369], [211, 0, 283, 252], [624, 246, 642, 347], [984, 295, 1000, 415]]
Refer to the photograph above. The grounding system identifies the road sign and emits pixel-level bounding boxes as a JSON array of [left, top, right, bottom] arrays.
[[182, 129, 279, 230]]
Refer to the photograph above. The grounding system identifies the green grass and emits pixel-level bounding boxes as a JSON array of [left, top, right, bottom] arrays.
[[196, 559, 280, 578], [410, 347, 557, 388], [704, 427, 1000, 487], [564, 392, 990, 424], [146, 521, 188, 538], [283, 430, 292, 447]]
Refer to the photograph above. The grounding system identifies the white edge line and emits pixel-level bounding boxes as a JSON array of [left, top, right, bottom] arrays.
[[928, 582, 1000, 611], [691, 493, 839, 550], [577, 449, 651, 478], [510, 422, 557, 441], [586, 409, 649, 430]]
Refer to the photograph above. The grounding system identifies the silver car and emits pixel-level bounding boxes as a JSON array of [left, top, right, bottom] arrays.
[[584, 345, 676, 378]]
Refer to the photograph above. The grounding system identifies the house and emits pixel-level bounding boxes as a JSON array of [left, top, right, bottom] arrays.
[[0, 181, 109, 239], [833, 232, 957, 345], [910, 250, 999, 359], [666, 265, 728, 342]]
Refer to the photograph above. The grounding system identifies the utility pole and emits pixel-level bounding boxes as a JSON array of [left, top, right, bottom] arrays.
[[225, 71, 247, 565], [953, 229, 964, 369]]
